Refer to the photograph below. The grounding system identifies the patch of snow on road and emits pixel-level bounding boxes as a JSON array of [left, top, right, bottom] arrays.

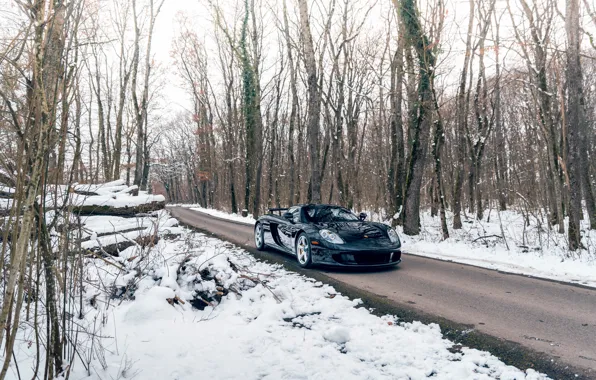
[[9, 220, 549, 380]]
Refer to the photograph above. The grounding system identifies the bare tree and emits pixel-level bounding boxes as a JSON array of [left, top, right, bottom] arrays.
[[565, 0, 584, 250], [131, 0, 165, 188], [297, 0, 322, 204]]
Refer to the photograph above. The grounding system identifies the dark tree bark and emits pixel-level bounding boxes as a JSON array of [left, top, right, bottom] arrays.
[[298, 0, 322, 204], [493, 8, 507, 211], [565, 0, 583, 250], [432, 94, 449, 240], [453, 0, 475, 229], [282, 0, 298, 206], [387, 22, 405, 227], [393, 0, 437, 235]]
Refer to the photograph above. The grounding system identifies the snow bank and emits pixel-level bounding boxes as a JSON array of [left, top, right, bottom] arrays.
[[40, 181, 164, 210], [393, 210, 596, 288], [184, 205, 257, 225], [73, 179, 130, 195], [9, 220, 549, 380], [71, 192, 165, 208]]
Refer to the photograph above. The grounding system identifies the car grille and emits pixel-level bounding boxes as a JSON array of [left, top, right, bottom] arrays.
[[332, 251, 401, 265]]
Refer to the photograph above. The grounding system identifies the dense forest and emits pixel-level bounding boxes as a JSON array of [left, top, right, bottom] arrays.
[[155, 0, 592, 246], [1, 0, 595, 377], [1, 0, 595, 240], [2, 0, 596, 242]]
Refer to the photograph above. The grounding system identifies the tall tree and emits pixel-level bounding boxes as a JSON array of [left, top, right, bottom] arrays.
[[565, 0, 583, 250], [392, 0, 438, 235], [131, 0, 164, 188], [453, 0, 476, 229], [298, 0, 322, 204]]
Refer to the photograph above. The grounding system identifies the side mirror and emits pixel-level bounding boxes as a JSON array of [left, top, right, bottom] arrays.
[[359, 212, 367, 221], [283, 212, 294, 221]]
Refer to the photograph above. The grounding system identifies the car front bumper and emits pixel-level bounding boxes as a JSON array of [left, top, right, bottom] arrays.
[[311, 246, 402, 267]]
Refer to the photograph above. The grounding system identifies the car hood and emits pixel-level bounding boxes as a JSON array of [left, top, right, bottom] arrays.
[[317, 222, 386, 243]]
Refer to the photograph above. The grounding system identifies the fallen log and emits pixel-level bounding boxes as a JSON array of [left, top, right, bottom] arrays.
[[79, 226, 148, 242], [72, 200, 165, 217], [86, 234, 161, 257]]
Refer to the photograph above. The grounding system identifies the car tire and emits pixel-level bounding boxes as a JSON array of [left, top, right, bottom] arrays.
[[254, 223, 265, 251], [295, 232, 313, 268]]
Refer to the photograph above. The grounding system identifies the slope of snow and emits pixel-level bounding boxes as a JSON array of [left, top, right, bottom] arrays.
[[393, 210, 596, 288], [9, 223, 550, 380], [171, 204, 257, 225], [178, 205, 596, 288]]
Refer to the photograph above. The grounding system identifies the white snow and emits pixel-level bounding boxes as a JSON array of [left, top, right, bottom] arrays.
[[73, 179, 129, 195], [8, 214, 550, 380], [79, 210, 182, 251], [178, 205, 596, 289], [40, 183, 165, 209], [0, 185, 15, 194], [71, 192, 165, 208], [393, 209, 596, 288], [0, 198, 12, 210], [183, 205, 257, 225]]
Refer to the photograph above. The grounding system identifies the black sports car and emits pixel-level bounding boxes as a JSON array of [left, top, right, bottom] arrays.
[[254, 204, 402, 268]]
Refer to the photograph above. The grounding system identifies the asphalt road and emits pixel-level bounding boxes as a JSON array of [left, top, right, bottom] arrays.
[[168, 206, 596, 378]]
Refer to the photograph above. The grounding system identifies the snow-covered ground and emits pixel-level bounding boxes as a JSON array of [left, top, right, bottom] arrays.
[[41, 179, 165, 209], [10, 215, 549, 379], [169, 204, 256, 225], [395, 210, 596, 288], [179, 205, 596, 288]]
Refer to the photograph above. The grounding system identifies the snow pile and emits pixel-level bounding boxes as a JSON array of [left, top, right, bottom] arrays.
[[72, 192, 165, 209], [73, 180, 133, 195], [389, 209, 596, 288], [41, 180, 165, 211], [188, 205, 257, 225], [10, 222, 550, 379]]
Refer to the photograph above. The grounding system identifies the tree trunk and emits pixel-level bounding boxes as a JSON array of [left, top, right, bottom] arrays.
[[283, 0, 298, 206], [393, 0, 437, 236], [565, 0, 583, 250], [453, 0, 475, 229], [298, 0, 322, 204], [387, 26, 405, 227]]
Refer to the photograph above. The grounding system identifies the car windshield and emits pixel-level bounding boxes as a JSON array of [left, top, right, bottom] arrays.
[[304, 205, 359, 223]]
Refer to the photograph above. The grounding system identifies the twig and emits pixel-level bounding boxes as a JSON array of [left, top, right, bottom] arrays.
[[84, 249, 126, 271], [471, 234, 504, 243]]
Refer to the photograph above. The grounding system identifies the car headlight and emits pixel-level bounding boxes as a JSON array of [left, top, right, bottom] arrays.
[[320, 229, 344, 244], [387, 229, 400, 244]]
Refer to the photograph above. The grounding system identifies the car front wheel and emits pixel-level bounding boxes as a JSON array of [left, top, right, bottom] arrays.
[[254, 223, 265, 250], [295, 233, 313, 268]]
